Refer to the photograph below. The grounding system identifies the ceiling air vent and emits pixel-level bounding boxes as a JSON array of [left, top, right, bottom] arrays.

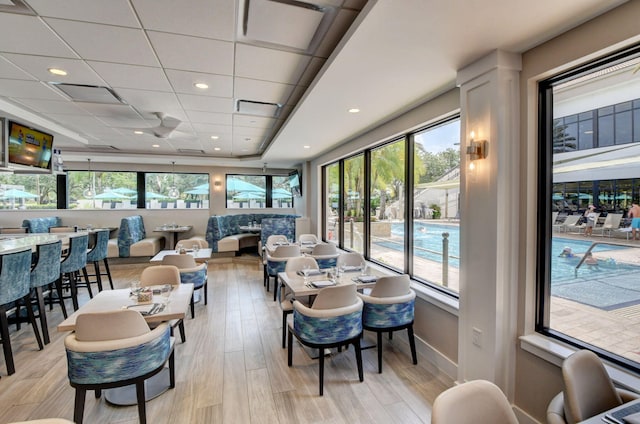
[[237, 99, 282, 117], [178, 149, 205, 154], [87, 145, 120, 151], [49, 83, 125, 105]]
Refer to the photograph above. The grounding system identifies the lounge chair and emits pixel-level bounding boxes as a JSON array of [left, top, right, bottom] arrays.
[[592, 213, 623, 237], [553, 214, 581, 233]]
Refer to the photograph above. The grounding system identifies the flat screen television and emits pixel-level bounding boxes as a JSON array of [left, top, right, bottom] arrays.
[[289, 170, 302, 197], [7, 120, 54, 172]]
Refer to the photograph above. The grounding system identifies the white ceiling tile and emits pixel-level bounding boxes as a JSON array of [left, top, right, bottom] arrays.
[[114, 88, 183, 116], [233, 77, 294, 105], [45, 19, 159, 66], [88, 62, 172, 91], [76, 103, 141, 119], [0, 55, 36, 80], [177, 94, 233, 113], [233, 114, 275, 129], [190, 122, 232, 135], [235, 44, 311, 84], [186, 110, 232, 126], [26, 0, 140, 27], [2, 54, 106, 85], [0, 13, 78, 58], [147, 31, 234, 75], [165, 69, 233, 98], [14, 98, 88, 114], [132, 0, 235, 41], [0, 80, 66, 99], [232, 126, 269, 137]]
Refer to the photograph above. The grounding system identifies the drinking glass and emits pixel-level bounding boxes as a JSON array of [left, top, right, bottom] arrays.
[[303, 264, 311, 284], [160, 284, 171, 306], [360, 261, 368, 276], [130, 281, 141, 298], [192, 244, 200, 253]]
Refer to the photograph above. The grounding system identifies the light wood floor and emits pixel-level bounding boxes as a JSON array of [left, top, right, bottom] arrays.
[[0, 258, 452, 423]]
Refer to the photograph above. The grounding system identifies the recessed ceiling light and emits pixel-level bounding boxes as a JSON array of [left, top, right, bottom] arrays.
[[134, 130, 144, 135], [194, 82, 209, 89], [214, 147, 221, 151], [210, 135, 219, 140], [303, 145, 311, 149], [348, 108, 360, 113], [152, 144, 159, 148], [48, 68, 67, 76]]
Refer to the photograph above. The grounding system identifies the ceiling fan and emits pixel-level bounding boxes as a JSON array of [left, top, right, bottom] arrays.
[[132, 112, 194, 139]]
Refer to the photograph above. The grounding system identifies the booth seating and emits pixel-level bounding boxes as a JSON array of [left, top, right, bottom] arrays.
[[205, 214, 298, 253], [22, 217, 62, 233], [108, 216, 164, 258]]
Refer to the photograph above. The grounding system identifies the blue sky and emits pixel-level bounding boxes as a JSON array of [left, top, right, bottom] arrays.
[[415, 119, 460, 153]]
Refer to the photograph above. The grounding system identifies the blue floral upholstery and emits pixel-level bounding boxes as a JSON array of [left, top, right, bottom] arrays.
[[179, 265, 207, 290], [260, 218, 296, 248], [315, 257, 338, 269], [293, 310, 362, 345], [266, 257, 288, 277], [86, 229, 109, 262], [205, 214, 298, 252], [30, 240, 62, 288], [60, 234, 88, 274], [0, 248, 32, 305], [117, 216, 146, 257], [362, 298, 415, 328], [22, 217, 61, 233], [66, 326, 171, 385]]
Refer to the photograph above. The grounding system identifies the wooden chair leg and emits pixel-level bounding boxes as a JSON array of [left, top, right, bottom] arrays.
[[354, 337, 364, 382], [169, 350, 175, 389], [190, 295, 195, 319], [287, 329, 293, 366], [95, 389, 102, 398], [204, 282, 208, 305], [35, 287, 50, 345], [135, 381, 147, 424], [24, 295, 43, 350], [319, 348, 325, 396], [93, 261, 104, 292], [178, 320, 186, 343], [377, 331, 383, 373], [74, 388, 86, 424], [408, 325, 417, 365], [103, 258, 114, 290], [55, 278, 68, 319], [0, 308, 15, 375], [282, 312, 287, 348], [69, 273, 79, 311]]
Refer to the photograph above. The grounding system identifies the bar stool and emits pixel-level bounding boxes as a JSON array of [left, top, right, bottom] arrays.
[[58, 234, 89, 312], [30, 240, 64, 345], [82, 229, 113, 292], [0, 248, 43, 376]]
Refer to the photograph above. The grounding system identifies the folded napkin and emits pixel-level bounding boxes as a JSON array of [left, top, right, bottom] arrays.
[[297, 269, 324, 276], [311, 280, 337, 288], [342, 265, 362, 272], [356, 275, 377, 283], [624, 412, 640, 424], [301, 241, 315, 245], [127, 303, 163, 316]]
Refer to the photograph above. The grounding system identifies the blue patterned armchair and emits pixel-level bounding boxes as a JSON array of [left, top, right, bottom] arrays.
[[358, 274, 417, 373], [266, 245, 300, 301], [161, 254, 207, 318], [30, 240, 63, 344], [64, 310, 174, 424], [83, 229, 114, 292], [308, 243, 339, 269], [287, 283, 364, 396], [116, 216, 163, 258], [22, 216, 61, 233], [59, 234, 88, 312]]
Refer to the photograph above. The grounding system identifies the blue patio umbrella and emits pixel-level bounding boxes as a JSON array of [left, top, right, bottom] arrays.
[[226, 177, 265, 193], [192, 183, 209, 190], [272, 188, 292, 199], [552, 193, 564, 201], [144, 191, 167, 199], [111, 187, 137, 195], [93, 191, 130, 200], [185, 187, 209, 195], [0, 188, 38, 199]]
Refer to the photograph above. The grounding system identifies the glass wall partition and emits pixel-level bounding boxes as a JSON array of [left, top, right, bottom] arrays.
[[343, 154, 364, 253], [539, 45, 640, 371]]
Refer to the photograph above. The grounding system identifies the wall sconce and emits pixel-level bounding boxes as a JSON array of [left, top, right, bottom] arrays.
[[466, 131, 487, 171], [213, 180, 222, 190]]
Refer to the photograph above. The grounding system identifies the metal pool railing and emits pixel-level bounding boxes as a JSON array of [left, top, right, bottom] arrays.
[[574, 240, 640, 277]]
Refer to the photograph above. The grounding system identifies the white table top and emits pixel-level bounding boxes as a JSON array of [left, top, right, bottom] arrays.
[[149, 248, 212, 263], [279, 266, 388, 297], [57, 284, 194, 332], [153, 225, 192, 233], [577, 398, 640, 423], [0, 232, 80, 254]]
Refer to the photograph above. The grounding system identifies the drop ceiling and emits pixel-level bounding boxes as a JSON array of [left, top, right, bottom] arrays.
[[0, 0, 629, 169]]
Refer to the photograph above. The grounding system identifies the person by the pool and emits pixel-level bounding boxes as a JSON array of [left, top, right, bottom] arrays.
[[559, 246, 575, 258], [583, 204, 597, 236], [629, 202, 640, 241]]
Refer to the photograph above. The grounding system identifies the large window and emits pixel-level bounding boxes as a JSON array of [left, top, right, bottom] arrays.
[[539, 46, 640, 371], [225, 174, 294, 209], [322, 116, 461, 295], [0, 174, 57, 210], [68, 171, 137, 209], [145, 172, 209, 209]]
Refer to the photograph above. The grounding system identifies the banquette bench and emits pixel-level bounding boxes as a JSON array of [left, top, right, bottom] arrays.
[[205, 214, 298, 253], [22, 216, 62, 233], [107, 215, 164, 258]]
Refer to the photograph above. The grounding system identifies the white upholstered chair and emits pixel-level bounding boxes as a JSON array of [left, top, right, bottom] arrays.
[[140, 265, 185, 343], [161, 254, 207, 318], [432, 380, 518, 424]]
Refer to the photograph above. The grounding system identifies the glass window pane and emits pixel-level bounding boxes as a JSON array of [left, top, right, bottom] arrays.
[[68, 171, 136, 209], [145, 173, 209, 209], [413, 118, 461, 292], [547, 54, 640, 369], [0, 174, 57, 210], [343, 154, 364, 253], [634, 109, 640, 142], [578, 119, 593, 149], [225, 175, 266, 209], [272, 175, 293, 208], [325, 163, 340, 243], [369, 140, 405, 271]]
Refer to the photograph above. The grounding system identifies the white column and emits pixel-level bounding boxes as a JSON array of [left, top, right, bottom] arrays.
[[456, 50, 521, 398]]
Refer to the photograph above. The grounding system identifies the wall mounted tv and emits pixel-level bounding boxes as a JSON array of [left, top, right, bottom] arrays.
[[7, 120, 54, 172], [289, 170, 302, 197]]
